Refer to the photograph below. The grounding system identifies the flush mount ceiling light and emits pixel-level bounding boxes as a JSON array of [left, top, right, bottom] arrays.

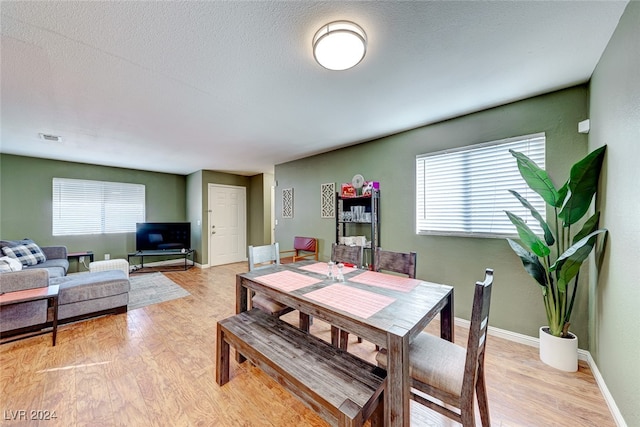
[[313, 21, 367, 71]]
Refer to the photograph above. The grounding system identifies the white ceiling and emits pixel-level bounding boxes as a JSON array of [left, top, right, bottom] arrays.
[[0, 1, 628, 176]]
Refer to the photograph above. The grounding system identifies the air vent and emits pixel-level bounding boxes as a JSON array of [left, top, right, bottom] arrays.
[[39, 133, 63, 142]]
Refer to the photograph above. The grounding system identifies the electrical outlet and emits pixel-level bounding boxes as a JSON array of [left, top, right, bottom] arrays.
[[104, 254, 111, 260], [79, 256, 85, 263]]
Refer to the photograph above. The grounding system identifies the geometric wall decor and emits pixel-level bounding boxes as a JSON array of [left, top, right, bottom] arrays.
[[282, 188, 294, 218], [321, 182, 335, 218]]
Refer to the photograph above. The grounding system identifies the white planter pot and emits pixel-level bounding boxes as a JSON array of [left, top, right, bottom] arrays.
[[539, 326, 578, 372]]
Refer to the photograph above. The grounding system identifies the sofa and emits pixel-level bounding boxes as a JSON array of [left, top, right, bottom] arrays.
[[0, 239, 130, 339], [0, 240, 69, 278]]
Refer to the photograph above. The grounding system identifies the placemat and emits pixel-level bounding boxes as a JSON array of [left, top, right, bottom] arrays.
[[299, 262, 358, 275], [255, 270, 322, 292], [303, 284, 395, 319], [349, 270, 421, 292]]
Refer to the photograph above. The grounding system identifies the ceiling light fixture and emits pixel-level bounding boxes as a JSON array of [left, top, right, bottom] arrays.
[[313, 21, 367, 71]]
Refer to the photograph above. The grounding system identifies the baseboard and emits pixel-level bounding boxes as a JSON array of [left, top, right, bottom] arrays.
[[453, 317, 627, 426], [583, 351, 628, 427]]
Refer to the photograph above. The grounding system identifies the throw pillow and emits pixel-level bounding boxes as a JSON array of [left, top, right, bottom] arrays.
[[0, 256, 23, 272], [2, 242, 47, 266]]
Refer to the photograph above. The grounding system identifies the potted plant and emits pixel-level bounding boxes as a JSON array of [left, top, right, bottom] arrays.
[[505, 145, 607, 371]]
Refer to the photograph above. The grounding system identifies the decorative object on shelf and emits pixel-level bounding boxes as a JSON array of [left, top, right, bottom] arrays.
[[341, 176, 379, 198], [505, 146, 607, 372], [341, 182, 357, 198], [320, 183, 336, 218], [282, 188, 294, 219], [362, 180, 380, 197], [312, 21, 367, 71], [352, 174, 365, 191], [351, 205, 365, 222]]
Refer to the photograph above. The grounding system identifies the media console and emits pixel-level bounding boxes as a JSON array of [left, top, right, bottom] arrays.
[[128, 249, 195, 273]]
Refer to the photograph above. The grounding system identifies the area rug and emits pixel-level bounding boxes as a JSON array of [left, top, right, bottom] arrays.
[[128, 272, 191, 310]]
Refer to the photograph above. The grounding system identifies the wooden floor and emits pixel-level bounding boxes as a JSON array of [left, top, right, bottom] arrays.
[[1, 263, 615, 427]]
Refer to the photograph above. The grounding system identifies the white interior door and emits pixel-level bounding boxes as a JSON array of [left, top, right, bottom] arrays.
[[208, 184, 246, 266]]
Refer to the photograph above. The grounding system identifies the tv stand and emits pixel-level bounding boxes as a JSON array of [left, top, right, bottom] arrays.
[[128, 249, 195, 273]]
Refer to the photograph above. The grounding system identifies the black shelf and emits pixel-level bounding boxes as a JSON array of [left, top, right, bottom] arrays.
[[335, 190, 380, 268]]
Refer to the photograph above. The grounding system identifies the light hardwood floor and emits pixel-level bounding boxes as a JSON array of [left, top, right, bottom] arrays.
[[1, 263, 615, 426]]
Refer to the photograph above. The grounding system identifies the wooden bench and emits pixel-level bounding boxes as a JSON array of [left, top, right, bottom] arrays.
[[216, 309, 386, 427]]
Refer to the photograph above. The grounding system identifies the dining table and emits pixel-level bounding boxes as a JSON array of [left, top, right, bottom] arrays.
[[235, 260, 454, 427]]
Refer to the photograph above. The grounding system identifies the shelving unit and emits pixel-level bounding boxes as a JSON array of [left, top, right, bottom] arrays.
[[335, 189, 380, 269]]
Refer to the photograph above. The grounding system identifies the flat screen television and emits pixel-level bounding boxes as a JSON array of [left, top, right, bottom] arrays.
[[136, 222, 191, 252]]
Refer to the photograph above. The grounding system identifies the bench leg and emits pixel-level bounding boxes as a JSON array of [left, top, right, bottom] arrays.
[[369, 394, 385, 427], [216, 323, 230, 385], [338, 399, 364, 427]]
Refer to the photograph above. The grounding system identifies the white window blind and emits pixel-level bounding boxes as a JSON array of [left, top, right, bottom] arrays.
[[416, 133, 546, 237], [52, 178, 145, 236]]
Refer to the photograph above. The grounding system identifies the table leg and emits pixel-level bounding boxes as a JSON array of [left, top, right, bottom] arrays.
[[440, 291, 454, 342], [235, 276, 248, 363], [330, 326, 340, 347], [386, 326, 410, 427], [51, 295, 58, 346]]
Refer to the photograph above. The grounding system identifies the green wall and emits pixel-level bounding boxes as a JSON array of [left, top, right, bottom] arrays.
[[589, 1, 639, 425], [275, 86, 591, 345], [249, 173, 275, 246], [0, 154, 186, 266], [186, 170, 203, 263]]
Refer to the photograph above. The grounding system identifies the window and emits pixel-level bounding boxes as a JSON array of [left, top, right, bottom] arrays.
[[52, 178, 145, 236], [416, 133, 546, 237]]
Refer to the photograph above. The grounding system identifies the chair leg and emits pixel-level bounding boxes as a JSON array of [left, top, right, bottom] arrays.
[[476, 365, 490, 427], [460, 408, 476, 427]]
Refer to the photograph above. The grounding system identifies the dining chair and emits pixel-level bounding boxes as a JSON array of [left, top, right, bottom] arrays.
[[375, 247, 417, 278], [375, 268, 494, 427], [330, 243, 364, 348], [330, 243, 363, 266], [248, 243, 310, 332], [347, 248, 418, 350]]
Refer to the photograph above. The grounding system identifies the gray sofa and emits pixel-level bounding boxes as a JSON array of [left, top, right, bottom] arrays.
[[0, 240, 130, 339], [0, 242, 69, 278]]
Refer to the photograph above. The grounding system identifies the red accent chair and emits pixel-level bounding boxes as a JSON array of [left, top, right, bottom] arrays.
[[280, 237, 319, 263]]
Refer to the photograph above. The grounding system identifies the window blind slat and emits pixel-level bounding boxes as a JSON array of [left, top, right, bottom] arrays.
[[416, 133, 546, 236], [52, 178, 145, 236]]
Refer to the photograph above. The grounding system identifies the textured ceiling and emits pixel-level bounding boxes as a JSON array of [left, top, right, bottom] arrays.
[[0, 1, 628, 175]]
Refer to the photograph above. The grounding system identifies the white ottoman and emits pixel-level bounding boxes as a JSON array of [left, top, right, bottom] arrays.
[[89, 259, 129, 278]]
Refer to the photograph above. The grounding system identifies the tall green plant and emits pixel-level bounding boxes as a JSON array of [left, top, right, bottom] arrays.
[[505, 146, 607, 337]]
